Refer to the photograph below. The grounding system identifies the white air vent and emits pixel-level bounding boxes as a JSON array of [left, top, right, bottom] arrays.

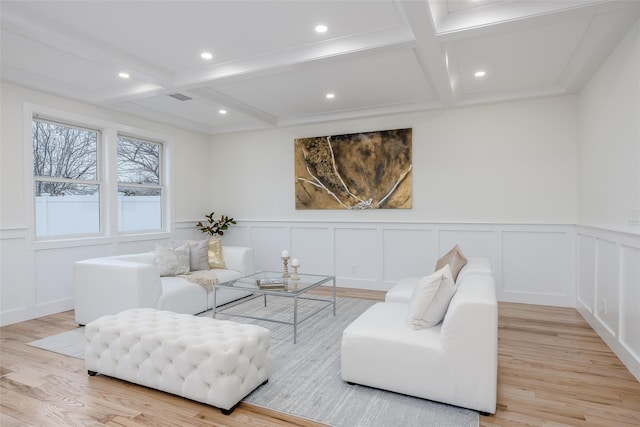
[[168, 93, 192, 101]]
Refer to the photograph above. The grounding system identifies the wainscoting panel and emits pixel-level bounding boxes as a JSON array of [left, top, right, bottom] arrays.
[[576, 226, 640, 382], [595, 238, 620, 336], [334, 227, 380, 287], [620, 245, 640, 364], [438, 229, 496, 261], [1, 229, 28, 323], [226, 225, 252, 248], [382, 228, 433, 283], [291, 226, 334, 277], [577, 234, 596, 313], [31, 241, 115, 321], [250, 225, 291, 272], [501, 230, 574, 306]]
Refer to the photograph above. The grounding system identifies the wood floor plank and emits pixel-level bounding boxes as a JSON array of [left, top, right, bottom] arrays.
[[1, 290, 639, 426]]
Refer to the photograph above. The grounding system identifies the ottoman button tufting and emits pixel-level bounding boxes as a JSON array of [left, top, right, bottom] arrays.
[[85, 308, 271, 414]]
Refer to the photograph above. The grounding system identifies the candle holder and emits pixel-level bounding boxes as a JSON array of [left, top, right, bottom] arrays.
[[291, 264, 300, 281], [281, 256, 290, 278]]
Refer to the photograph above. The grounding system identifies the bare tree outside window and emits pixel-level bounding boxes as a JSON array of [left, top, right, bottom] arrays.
[[32, 119, 97, 196], [32, 118, 101, 237], [117, 136, 160, 187], [117, 136, 163, 232]]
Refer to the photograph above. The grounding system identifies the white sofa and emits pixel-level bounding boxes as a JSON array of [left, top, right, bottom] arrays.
[[74, 246, 255, 325], [341, 258, 498, 414]]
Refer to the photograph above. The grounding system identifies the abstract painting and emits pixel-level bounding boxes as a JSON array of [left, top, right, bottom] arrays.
[[295, 128, 412, 209]]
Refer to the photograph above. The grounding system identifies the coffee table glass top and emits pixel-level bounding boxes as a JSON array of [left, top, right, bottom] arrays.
[[216, 270, 334, 294]]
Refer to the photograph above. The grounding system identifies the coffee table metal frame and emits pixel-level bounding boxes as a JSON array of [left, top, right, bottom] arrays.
[[212, 271, 336, 344]]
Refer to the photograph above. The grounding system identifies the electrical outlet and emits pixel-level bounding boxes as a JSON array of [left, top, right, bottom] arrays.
[[350, 264, 357, 274], [630, 208, 640, 226], [601, 298, 607, 315]]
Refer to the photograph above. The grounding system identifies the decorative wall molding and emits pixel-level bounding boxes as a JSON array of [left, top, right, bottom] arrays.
[[219, 220, 577, 306], [576, 225, 640, 382]]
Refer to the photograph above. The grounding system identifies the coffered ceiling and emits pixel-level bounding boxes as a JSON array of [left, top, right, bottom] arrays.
[[2, 0, 638, 135]]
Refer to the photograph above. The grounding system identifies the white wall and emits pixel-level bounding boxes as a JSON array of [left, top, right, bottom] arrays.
[[211, 96, 578, 223], [576, 20, 640, 381], [578, 21, 640, 232], [0, 82, 212, 325], [209, 96, 579, 307]]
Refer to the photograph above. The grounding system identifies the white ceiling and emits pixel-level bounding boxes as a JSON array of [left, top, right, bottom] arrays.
[[2, 0, 638, 135]]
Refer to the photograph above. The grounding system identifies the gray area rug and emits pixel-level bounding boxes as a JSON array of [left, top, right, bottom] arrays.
[[28, 297, 478, 427]]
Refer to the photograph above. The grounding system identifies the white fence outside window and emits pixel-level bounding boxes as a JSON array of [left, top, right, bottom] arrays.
[[35, 193, 161, 237]]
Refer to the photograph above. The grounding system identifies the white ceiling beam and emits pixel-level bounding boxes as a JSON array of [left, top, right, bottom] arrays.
[[1, 2, 174, 87], [432, 0, 608, 38], [187, 87, 279, 127], [399, 1, 457, 107], [174, 25, 415, 87]]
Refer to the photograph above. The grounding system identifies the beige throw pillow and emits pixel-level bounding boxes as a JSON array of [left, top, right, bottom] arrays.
[[435, 244, 468, 282], [154, 244, 190, 277], [407, 264, 456, 329], [208, 236, 227, 269]]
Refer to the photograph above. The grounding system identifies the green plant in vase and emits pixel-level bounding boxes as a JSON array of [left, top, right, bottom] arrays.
[[196, 212, 236, 236]]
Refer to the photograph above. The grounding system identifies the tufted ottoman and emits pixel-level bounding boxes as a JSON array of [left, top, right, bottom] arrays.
[[84, 308, 271, 414]]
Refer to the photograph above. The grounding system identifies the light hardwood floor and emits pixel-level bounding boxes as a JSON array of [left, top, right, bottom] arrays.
[[1, 288, 639, 426]]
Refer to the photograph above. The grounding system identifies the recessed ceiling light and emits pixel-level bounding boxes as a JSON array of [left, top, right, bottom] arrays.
[[325, 93, 335, 99], [315, 24, 328, 33], [474, 70, 486, 77], [218, 109, 227, 115], [201, 52, 213, 60], [118, 72, 130, 79]]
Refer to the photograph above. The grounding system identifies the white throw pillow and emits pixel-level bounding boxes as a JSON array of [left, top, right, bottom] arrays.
[[170, 239, 210, 271], [154, 244, 190, 276], [407, 264, 456, 329]]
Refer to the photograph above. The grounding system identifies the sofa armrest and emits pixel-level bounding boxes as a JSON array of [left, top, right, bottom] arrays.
[[222, 246, 255, 275], [440, 275, 498, 413], [74, 258, 162, 325]]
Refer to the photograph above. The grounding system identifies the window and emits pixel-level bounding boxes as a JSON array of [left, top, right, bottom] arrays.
[[31, 110, 169, 240], [32, 118, 100, 238], [117, 135, 163, 232]]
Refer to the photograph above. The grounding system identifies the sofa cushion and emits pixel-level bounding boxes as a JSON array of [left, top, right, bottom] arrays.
[[208, 237, 227, 269], [187, 239, 210, 271], [155, 244, 190, 276], [170, 239, 210, 271], [456, 257, 492, 282], [435, 244, 468, 282], [407, 264, 456, 329]]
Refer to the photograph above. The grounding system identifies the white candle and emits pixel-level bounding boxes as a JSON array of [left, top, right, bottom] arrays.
[[282, 250, 289, 258], [291, 258, 299, 267]]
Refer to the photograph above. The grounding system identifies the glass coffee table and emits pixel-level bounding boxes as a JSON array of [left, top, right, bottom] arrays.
[[213, 271, 336, 344]]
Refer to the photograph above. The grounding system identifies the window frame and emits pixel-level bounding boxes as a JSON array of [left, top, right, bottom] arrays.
[[24, 103, 172, 245]]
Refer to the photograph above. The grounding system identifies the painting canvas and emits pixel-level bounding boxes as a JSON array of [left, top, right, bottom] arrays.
[[295, 128, 412, 210]]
